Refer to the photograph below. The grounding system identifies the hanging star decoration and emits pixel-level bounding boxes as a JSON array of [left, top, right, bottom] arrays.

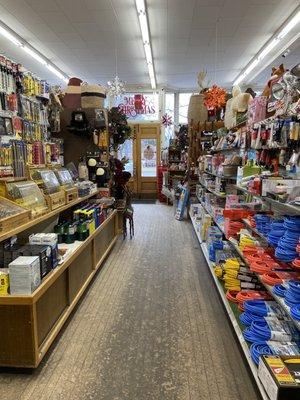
[[161, 113, 173, 127], [107, 76, 126, 98]]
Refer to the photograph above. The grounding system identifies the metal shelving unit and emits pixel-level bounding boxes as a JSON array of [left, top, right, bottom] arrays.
[[235, 185, 300, 216], [189, 223, 270, 400]]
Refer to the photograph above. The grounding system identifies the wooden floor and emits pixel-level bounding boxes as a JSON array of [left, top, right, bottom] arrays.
[[0, 204, 261, 400]]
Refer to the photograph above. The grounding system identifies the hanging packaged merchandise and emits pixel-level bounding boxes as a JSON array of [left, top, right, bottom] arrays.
[[290, 120, 300, 141], [67, 111, 90, 136], [81, 83, 106, 109], [242, 160, 262, 178], [94, 108, 107, 129]]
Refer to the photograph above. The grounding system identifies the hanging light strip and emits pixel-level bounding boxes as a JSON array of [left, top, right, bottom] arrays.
[[0, 20, 69, 83], [135, 0, 157, 89], [233, 8, 300, 86]]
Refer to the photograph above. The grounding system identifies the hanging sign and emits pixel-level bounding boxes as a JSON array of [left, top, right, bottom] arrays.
[[115, 93, 159, 121]]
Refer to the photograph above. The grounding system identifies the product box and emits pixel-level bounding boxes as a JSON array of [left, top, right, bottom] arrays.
[[29, 233, 58, 269], [258, 355, 300, 400], [0, 236, 24, 268], [20, 244, 52, 279], [0, 268, 9, 295], [9, 256, 41, 295]]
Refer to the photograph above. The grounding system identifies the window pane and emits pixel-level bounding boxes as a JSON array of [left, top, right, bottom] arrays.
[[179, 92, 193, 124], [118, 140, 133, 175], [141, 139, 157, 177]]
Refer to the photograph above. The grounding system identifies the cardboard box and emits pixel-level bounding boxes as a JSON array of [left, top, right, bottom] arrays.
[[20, 245, 52, 279], [9, 256, 41, 295], [29, 233, 58, 269], [258, 355, 300, 400]]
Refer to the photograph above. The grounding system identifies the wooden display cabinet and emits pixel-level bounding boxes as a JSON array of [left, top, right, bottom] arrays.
[[0, 196, 118, 368]]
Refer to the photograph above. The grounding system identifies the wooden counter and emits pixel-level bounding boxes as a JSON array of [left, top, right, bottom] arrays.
[[0, 210, 118, 368]]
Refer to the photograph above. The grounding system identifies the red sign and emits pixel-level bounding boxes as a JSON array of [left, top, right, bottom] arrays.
[[118, 94, 156, 118]]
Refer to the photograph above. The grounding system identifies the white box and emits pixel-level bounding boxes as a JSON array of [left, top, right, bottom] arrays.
[[9, 256, 41, 295]]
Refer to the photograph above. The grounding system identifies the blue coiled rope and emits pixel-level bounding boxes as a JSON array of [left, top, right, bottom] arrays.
[[289, 281, 300, 297], [273, 284, 287, 297], [283, 281, 300, 308], [243, 327, 267, 343], [284, 292, 300, 308], [291, 305, 300, 321], [254, 214, 272, 236], [275, 217, 300, 261], [244, 300, 272, 317], [268, 220, 285, 246], [240, 312, 265, 327], [250, 343, 273, 365]]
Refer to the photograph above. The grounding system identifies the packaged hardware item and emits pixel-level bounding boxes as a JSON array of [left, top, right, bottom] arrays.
[[258, 355, 300, 400], [0, 268, 9, 295], [20, 244, 52, 279], [29, 233, 58, 268], [9, 256, 41, 295]]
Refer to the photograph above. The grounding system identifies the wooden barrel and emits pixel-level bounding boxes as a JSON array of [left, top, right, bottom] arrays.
[[187, 94, 207, 125]]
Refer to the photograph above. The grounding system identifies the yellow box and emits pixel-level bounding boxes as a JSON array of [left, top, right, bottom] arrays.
[[0, 270, 9, 295]]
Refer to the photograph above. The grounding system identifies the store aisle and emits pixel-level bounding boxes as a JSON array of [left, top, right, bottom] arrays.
[[0, 204, 260, 400]]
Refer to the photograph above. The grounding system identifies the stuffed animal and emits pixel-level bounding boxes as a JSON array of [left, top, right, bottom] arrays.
[[262, 64, 285, 98]]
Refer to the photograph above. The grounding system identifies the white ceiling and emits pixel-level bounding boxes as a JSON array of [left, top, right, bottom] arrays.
[[0, 0, 299, 90]]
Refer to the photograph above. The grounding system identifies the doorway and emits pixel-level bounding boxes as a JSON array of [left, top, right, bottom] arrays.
[[118, 123, 161, 198]]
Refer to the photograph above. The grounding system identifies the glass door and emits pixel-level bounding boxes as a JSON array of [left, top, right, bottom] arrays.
[[136, 124, 160, 197]]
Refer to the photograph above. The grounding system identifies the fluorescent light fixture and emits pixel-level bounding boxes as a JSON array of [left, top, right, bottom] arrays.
[[0, 25, 22, 47], [147, 63, 156, 89], [144, 43, 152, 64], [47, 64, 69, 83], [135, 0, 157, 89], [23, 45, 47, 65], [0, 19, 69, 83], [244, 59, 259, 75], [232, 8, 300, 86], [278, 10, 300, 39], [138, 12, 150, 44], [257, 38, 279, 61]]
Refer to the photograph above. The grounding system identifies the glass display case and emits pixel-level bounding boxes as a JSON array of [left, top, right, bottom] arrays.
[[6, 180, 48, 216], [54, 168, 75, 189], [0, 196, 31, 232], [31, 169, 61, 194]]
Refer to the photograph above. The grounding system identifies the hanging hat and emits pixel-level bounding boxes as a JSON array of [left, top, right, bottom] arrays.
[[62, 77, 83, 109], [81, 83, 106, 109], [68, 77, 82, 87]]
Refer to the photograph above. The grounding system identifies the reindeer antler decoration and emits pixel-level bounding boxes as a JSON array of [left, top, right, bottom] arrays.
[[197, 70, 211, 93]]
